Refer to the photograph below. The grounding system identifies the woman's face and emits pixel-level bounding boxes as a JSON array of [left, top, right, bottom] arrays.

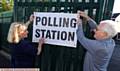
[[94, 24, 108, 40], [19, 25, 28, 39]]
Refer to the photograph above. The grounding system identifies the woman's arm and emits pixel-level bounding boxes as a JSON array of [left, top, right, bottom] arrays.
[[37, 38, 45, 55], [25, 14, 34, 27]]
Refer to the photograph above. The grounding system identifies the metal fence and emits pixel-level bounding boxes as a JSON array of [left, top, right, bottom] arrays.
[[0, 0, 114, 70], [0, 11, 13, 51]]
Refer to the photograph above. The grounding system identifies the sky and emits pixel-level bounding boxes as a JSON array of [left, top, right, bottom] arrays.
[[112, 0, 120, 13]]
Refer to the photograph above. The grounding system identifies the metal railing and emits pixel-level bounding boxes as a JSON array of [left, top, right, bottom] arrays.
[[0, 0, 115, 70]]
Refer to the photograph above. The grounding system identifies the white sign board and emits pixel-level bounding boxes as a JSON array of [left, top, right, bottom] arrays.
[[32, 12, 77, 47]]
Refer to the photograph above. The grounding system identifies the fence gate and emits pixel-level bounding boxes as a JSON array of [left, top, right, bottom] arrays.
[[12, 0, 114, 71]]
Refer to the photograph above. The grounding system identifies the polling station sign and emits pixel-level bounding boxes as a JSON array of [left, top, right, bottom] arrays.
[[32, 12, 77, 47]]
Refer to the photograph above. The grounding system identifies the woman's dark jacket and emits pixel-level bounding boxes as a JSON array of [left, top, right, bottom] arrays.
[[10, 39, 38, 68]]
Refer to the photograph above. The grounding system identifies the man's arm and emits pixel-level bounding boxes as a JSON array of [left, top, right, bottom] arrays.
[[77, 23, 101, 54], [78, 11, 98, 30], [77, 11, 101, 54], [87, 19, 97, 30]]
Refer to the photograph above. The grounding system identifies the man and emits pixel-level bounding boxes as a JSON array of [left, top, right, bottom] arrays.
[[76, 11, 120, 71]]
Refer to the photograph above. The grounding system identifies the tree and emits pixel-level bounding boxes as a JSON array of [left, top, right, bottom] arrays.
[[1, 0, 13, 11]]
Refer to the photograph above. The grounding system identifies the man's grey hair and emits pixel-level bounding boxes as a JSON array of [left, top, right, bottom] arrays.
[[100, 20, 120, 38]]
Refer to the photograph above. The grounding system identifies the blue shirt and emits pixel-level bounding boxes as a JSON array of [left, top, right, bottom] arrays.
[[77, 19, 115, 71], [10, 39, 38, 68]]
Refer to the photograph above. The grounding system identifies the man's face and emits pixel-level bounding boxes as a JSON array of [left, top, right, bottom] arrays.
[[94, 24, 108, 40]]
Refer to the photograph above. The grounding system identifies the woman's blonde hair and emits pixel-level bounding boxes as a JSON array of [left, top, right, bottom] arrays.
[[7, 22, 27, 43]]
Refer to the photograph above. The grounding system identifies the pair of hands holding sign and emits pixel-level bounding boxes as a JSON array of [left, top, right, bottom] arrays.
[[29, 10, 89, 48]]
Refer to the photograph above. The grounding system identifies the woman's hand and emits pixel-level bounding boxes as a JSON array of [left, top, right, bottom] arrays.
[[37, 38, 45, 55], [38, 38, 45, 48], [29, 14, 34, 22], [25, 14, 34, 27]]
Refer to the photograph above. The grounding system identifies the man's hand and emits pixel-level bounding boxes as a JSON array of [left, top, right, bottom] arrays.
[[76, 10, 82, 25], [77, 10, 91, 21]]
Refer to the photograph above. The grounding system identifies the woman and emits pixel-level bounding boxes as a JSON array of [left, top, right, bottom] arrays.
[[7, 15, 44, 68], [76, 11, 120, 71]]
